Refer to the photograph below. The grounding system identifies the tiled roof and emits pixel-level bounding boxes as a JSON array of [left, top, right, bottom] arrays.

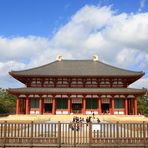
[[9, 60, 144, 77], [9, 87, 146, 95]]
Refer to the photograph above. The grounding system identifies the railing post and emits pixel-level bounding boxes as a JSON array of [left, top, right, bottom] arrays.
[[2, 121, 7, 148], [143, 121, 146, 147], [30, 121, 33, 148], [89, 122, 92, 147], [74, 122, 76, 147], [58, 121, 61, 147], [116, 121, 120, 147]]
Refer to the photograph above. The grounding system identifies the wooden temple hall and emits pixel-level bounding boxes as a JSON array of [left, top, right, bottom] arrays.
[[9, 55, 146, 115]]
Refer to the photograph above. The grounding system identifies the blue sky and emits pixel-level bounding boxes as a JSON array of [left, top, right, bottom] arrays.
[[0, 0, 148, 88], [0, 0, 148, 37]]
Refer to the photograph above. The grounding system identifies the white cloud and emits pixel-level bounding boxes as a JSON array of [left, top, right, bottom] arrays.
[[104, 13, 148, 52], [0, 36, 50, 62], [0, 61, 26, 76], [129, 78, 148, 89], [51, 6, 113, 50], [0, 5, 148, 88]]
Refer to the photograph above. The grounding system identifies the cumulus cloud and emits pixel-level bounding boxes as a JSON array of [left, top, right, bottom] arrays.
[[0, 5, 148, 88], [0, 61, 26, 76], [0, 36, 50, 62]]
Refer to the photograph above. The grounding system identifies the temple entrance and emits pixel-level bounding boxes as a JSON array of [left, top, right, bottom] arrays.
[[71, 98, 82, 114], [72, 103, 82, 114], [44, 103, 52, 113], [101, 104, 110, 114]]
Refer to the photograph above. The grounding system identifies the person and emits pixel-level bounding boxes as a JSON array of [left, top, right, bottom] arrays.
[[97, 118, 101, 123], [69, 122, 74, 130], [88, 116, 92, 122], [73, 116, 76, 122], [86, 117, 89, 126], [76, 122, 80, 131], [82, 118, 84, 122], [76, 116, 79, 122], [69, 122, 72, 128], [92, 112, 95, 119]]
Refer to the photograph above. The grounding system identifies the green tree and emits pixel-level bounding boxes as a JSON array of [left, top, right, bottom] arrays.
[[0, 88, 16, 114], [138, 93, 148, 114]]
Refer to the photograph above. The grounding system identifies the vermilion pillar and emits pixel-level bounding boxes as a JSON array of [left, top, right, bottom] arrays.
[[82, 95, 86, 114], [111, 95, 114, 115], [68, 95, 71, 114], [134, 96, 137, 115], [98, 96, 101, 114], [124, 96, 128, 115], [52, 95, 56, 114], [39, 95, 43, 114], [26, 96, 30, 114], [16, 97, 20, 114]]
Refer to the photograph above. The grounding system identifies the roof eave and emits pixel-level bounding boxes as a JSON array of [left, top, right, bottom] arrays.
[[8, 73, 144, 78], [9, 88, 147, 95]]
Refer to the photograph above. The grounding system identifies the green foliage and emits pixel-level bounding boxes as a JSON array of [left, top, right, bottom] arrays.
[[0, 88, 16, 114], [138, 93, 148, 114]]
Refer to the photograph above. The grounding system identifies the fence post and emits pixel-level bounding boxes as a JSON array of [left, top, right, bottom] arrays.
[[30, 121, 33, 148], [2, 121, 7, 148], [74, 122, 76, 147], [143, 121, 146, 147], [58, 121, 61, 147], [89, 122, 92, 147], [116, 121, 120, 148]]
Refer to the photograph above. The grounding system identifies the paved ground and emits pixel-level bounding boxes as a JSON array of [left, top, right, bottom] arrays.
[[0, 114, 147, 123]]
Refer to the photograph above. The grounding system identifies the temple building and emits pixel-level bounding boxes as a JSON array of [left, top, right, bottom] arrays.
[[9, 55, 146, 115]]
